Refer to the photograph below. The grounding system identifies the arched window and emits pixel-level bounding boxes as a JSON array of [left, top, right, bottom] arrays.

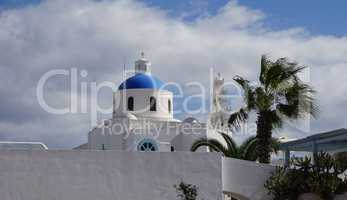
[[128, 96, 134, 111], [150, 96, 156, 111], [168, 99, 171, 113], [137, 139, 158, 152]]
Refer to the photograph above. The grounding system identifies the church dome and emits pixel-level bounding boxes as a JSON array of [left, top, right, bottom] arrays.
[[118, 73, 164, 90]]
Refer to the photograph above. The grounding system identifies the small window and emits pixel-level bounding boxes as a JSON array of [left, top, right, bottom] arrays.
[[150, 96, 156, 111], [137, 139, 158, 152], [168, 99, 171, 113], [128, 97, 134, 111]]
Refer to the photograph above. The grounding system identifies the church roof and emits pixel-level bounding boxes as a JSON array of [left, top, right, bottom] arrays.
[[0, 142, 48, 150], [279, 128, 347, 152], [118, 73, 164, 90]]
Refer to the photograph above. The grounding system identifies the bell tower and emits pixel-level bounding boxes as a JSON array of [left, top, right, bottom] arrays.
[[208, 73, 230, 133], [212, 73, 224, 113], [135, 52, 151, 74]]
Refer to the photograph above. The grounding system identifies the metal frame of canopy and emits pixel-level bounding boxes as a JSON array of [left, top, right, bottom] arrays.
[[279, 128, 347, 166]]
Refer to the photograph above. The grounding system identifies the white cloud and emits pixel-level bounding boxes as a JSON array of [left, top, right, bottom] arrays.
[[0, 0, 346, 147]]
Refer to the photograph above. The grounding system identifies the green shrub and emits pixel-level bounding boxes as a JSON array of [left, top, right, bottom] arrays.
[[174, 181, 198, 200], [265, 152, 347, 200]]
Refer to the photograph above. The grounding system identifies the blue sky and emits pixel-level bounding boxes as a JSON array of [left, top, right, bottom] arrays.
[[1, 0, 346, 36]]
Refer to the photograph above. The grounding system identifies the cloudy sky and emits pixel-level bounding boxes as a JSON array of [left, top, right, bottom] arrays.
[[0, 0, 346, 148]]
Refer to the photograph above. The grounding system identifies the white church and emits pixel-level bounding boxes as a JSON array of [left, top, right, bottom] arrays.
[[76, 53, 226, 152], [0, 53, 281, 200]]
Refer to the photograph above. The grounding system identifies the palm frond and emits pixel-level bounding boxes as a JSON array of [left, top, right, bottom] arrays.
[[239, 136, 280, 160], [270, 110, 283, 129], [262, 57, 306, 92], [259, 55, 270, 85], [276, 103, 299, 119], [233, 75, 251, 91], [254, 86, 272, 111], [277, 82, 319, 119], [191, 138, 229, 156], [219, 132, 238, 156], [239, 136, 257, 161], [234, 76, 256, 110], [228, 108, 248, 131]]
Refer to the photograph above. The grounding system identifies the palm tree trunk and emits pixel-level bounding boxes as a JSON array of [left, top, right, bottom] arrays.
[[256, 111, 272, 163]]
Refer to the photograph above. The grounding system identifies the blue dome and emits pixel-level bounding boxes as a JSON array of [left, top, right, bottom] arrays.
[[118, 73, 164, 90]]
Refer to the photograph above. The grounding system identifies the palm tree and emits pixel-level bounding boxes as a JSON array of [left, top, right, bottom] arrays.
[[191, 132, 280, 161], [229, 55, 318, 163]]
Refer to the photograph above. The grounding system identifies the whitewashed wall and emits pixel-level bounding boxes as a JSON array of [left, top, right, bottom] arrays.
[[88, 117, 208, 152], [88, 125, 125, 150], [0, 151, 222, 200], [222, 157, 275, 200]]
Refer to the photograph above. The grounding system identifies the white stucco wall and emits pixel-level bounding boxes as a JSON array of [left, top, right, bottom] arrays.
[[88, 126, 125, 150], [222, 157, 275, 200], [0, 151, 222, 200], [171, 133, 206, 152]]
